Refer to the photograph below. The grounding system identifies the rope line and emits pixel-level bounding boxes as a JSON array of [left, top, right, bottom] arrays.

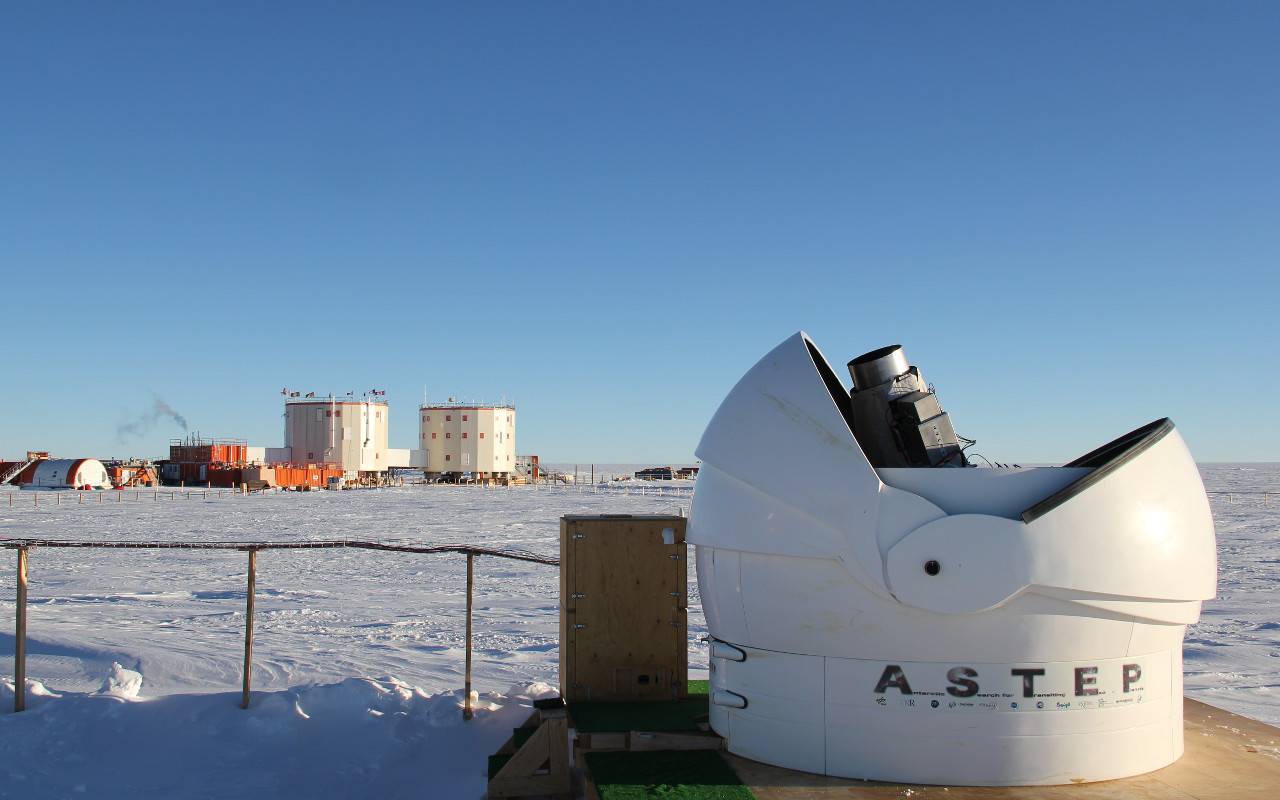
[[1204, 491, 1276, 494], [0, 538, 558, 565]]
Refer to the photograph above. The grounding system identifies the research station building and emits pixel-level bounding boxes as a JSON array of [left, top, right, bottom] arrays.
[[284, 398, 391, 478], [419, 404, 516, 480]]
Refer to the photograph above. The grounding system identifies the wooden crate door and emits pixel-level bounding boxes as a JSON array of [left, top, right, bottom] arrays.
[[570, 520, 684, 700]]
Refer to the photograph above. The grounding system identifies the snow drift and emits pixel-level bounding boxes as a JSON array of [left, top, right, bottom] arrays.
[[1, 666, 555, 800]]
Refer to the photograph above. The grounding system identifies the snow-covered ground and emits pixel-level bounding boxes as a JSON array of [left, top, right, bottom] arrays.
[[0, 482, 698, 696], [0, 465, 1276, 799], [0, 482, 695, 799], [0, 672, 556, 799], [1184, 463, 1280, 724]]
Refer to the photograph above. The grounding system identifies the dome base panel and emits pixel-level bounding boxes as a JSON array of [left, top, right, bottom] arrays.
[[710, 644, 1183, 786]]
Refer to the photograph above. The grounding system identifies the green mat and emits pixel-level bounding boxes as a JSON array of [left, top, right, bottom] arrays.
[[570, 696, 708, 733], [570, 677, 712, 733], [585, 750, 754, 800]]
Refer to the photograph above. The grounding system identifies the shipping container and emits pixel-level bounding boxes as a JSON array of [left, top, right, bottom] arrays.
[[169, 438, 249, 465]]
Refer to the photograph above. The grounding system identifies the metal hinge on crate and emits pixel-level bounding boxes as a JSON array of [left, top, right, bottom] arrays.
[[571, 592, 586, 599], [574, 623, 588, 629], [572, 533, 586, 540], [669, 554, 683, 560]]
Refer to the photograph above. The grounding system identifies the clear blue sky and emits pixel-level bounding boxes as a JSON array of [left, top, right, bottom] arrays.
[[2, 3, 1276, 464]]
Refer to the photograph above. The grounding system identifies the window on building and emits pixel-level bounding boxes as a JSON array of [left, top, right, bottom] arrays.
[[462, 433, 468, 439], [446, 415, 451, 421], [307, 452, 314, 460], [446, 433, 451, 439], [445, 454, 451, 462], [479, 433, 484, 439], [462, 414, 468, 421], [432, 432, 437, 439]]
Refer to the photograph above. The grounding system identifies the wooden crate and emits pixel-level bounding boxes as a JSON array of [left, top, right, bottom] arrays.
[[560, 514, 688, 703]]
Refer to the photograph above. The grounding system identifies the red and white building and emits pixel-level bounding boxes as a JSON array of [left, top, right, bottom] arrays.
[[1, 457, 112, 489]]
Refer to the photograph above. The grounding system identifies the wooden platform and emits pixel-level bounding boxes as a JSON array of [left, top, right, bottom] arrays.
[[728, 698, 1280, 800]]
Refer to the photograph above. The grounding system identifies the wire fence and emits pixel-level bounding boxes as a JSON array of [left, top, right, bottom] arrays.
[[1, 537, 558, 717], [515, 481, 695, 498], [1204, 491, 1276, 506], [0, 487, 276, 510], [0, 481, 695, 511]]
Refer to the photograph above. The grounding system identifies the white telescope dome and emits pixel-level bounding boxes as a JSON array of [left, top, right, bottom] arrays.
[[690, 331, 1216, 786]]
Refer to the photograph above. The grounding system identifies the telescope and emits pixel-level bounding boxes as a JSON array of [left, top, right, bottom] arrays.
[[690, 332, 1217, 785]]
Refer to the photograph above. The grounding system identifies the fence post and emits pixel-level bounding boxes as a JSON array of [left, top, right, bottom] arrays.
[[241, 549, 257, 710], [15, 547, 28, 712], [464, 551, 474, 721]]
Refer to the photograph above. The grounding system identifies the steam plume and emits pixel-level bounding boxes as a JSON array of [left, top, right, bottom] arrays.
[[117, 396, 190, 440]]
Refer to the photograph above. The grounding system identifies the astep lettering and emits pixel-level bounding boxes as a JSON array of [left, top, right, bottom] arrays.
[[872, 663, 1145, 697], [945, 666, 979, 698], [1011, 668, 1045, 698], [873, 665, 913, 694]]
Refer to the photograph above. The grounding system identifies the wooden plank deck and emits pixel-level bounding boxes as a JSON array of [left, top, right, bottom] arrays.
[[727, 699, 1280, 800]]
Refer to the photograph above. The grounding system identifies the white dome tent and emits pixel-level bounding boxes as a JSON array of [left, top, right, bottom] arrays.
[[25, 458, 112, 490], [690, 331, 1217, 786]]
